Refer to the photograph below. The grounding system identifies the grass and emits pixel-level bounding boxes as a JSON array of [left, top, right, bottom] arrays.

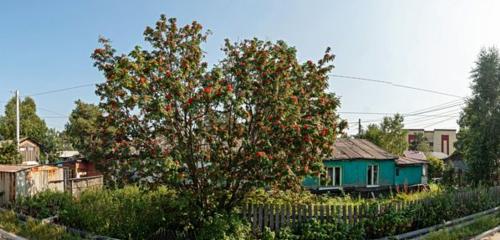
[[424, 212, 500, 240], [244, 183, 443, 205], [0, 210, 83, 240]]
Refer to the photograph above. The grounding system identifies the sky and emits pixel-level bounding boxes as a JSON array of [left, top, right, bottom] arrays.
[[1, 0, 499, 135]]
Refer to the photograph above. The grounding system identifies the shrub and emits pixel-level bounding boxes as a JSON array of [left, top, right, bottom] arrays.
[[12, 190, 73, 219], [0, 210, 81, 240], [59, 185, 185, 239], [264, 219, 364, 240], [427, 156, 445, 179], [196, 213, 253, 240]]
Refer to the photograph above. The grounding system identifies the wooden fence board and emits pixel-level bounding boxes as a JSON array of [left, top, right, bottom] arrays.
[[242, 187, 500, 232]]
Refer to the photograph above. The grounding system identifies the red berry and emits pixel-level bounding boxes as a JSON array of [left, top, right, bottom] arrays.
[[256, 151, 267, 158], [203, 86, 212, 94]]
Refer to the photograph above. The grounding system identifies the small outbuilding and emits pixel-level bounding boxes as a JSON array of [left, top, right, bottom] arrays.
[[395, 156, 428, 186], [0, 165, 64, 205]]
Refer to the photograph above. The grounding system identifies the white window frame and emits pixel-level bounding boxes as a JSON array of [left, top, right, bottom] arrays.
[[327, 166, 342, 186], [367, 164, 379, 187]]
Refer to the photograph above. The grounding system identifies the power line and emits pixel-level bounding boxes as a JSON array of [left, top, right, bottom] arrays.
[[25, 83, 98, 97], [345, 99, 465, 125], [37, 106, 67, 117], [405, 99, 464, 114], [330, 74, 465, 98], [403, 108, 462, 123], [41, 116, 69, 119], [420, 116, 457, 128], [341, 111, 457, 118]]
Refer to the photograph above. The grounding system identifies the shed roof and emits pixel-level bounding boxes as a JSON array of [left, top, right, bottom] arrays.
[[328, 139, 397, 160], [396, 156, 428, 166], [0, 165, 36, 173]]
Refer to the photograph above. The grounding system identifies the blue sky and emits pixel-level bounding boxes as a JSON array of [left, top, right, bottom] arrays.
[[1, 0, 499, 134]]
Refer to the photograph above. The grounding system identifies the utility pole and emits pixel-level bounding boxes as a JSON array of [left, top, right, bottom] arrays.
[[16, 90, 20, 151], [358, 118, 362, 137]]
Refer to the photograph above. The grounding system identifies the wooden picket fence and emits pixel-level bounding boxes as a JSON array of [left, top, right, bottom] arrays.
[[241, 186, 500, 232]]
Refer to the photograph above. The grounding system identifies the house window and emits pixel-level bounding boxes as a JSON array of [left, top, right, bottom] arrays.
[[408, 134, 416, 144], [441, 135, 449, 155], [327, 166, 342, 186], [367, 165, 379, 186], [396, 168, 400, 177]]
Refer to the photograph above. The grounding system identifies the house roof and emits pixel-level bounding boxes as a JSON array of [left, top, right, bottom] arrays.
[[445, 151, 462, 161], [396, 156, 428, 166], [58, 151, 80, 158], [328, 139, 397, 161], [403, 150, 427, 160], [429, 151, 449, 159], [0, 138, 41, 147]]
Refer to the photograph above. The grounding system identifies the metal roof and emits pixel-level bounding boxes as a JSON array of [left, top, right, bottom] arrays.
[[396, 156, 428, 166], [328, 139, 397, 160], [403, 150, 427, 160], [429, 151, 449, 159]]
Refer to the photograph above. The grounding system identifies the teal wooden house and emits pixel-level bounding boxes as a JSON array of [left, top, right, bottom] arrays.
[[303, 139, 428, 192]]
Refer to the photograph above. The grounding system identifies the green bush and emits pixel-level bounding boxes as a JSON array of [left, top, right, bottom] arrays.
[[263, 218, 364, 240], [364, 187, 500, 238], [196, 213, 253, 240], [59, 185, 187, 239], [0, 210, 81, 240], [12, 190, 73, 219], [12, 186, 500, 239]]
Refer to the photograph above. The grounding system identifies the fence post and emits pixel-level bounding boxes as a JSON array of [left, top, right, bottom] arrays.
[[353, 205, 358, 224], [325, 205, 330, 222], [258, 205, 264, 232], [308, 204, 313, 221], [270, 204, 274, 230], [275, 205, 281, 231], [342, 205, 347, 224]]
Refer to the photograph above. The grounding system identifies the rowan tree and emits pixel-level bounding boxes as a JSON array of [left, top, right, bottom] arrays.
[[92, 15, 346, 224]]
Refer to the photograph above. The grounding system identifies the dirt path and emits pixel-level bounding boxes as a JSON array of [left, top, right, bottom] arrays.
[[481, 231, 500, 240]]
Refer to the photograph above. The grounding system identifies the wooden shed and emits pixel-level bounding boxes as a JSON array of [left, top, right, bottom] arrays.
[[0, 165, 64, 205]]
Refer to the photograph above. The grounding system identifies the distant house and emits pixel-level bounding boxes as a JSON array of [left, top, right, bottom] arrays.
[[53, 157, 100, 179], [405, 129, 457, 155], [58, 150, 80, 160], [444, 151, 467, 172], [0, 138, 41, 165], [303, 139, 428, 192], [18, 138, 41, 165]]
